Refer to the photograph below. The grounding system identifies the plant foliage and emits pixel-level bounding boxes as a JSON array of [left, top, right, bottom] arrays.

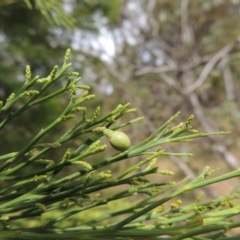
[[0, 50, 240, 239]]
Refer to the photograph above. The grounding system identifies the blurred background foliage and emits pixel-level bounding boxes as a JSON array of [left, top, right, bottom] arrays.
[[1, 0, 240, 199]]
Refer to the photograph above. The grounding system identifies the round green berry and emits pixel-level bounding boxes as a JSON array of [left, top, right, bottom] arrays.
[[103, 129, 131, 151]]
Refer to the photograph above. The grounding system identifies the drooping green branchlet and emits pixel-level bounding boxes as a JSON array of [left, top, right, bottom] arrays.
[[87, 140, 101, 151], [49, 65, 58, 80], [36, 159, 54, 168], [36, 76, 52, 84], [71, 106, 86, 113], [25, 65, 31, 82], [34, 142, 61, 148], [32, 175, 48, 182], [60, 114, 75, 121], [76, 84, 90, 90], [97, 170, 112, 180], [159, 170, 174, 176], [64, 48, 71, 63], [186, 115, 194, 127], [72, 161, 92, 170], [6, 93, 15, 102], [170, 199, 182, 209], [36, 203, 47, 212], [67, 71, 79, 77], [20, 90, 39, 97], [62, 148, 72, 162], [86, 106, 101, 123]]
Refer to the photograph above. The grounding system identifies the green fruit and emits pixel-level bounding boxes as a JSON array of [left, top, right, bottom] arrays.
[[103, 129, 131, 151]]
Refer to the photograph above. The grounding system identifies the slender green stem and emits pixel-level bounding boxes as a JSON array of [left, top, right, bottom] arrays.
[[112, 168, 240, 230]]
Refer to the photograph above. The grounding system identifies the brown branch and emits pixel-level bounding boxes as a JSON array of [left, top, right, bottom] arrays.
[[135, 65, 177, 76], [134, 55, 212, 77], [185, 43, 235, 94], [218, 55, 235, 101]]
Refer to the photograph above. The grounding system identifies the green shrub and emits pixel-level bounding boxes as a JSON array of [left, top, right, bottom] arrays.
[[0, 50, 240, 240]]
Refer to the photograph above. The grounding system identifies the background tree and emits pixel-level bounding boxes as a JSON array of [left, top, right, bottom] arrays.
[[68, 0, 240, 186], [0, 0, 71, 154]]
